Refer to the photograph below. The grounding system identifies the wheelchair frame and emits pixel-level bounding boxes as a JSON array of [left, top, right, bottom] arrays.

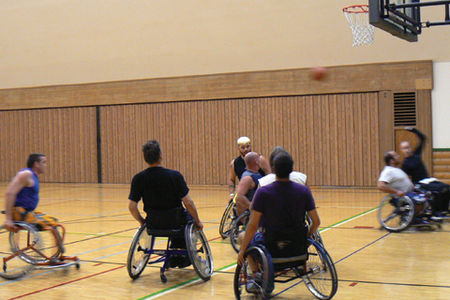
[[127, 222, 213, 283], [0, 221, 80, 280], [233, 238, 338, 300], [230, 211, 325, 253], [378, 194, 441, 232]]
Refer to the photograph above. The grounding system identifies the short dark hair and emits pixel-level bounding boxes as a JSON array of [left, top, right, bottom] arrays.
[[274, 152, 293, 178], [27, 153, 45, 168], [269, 146, 287, 168], [384, 151, 394, 166], [142, 140, 161, 164]]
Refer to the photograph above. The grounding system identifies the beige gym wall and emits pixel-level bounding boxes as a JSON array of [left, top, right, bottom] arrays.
[[0, 0, 449, 88]]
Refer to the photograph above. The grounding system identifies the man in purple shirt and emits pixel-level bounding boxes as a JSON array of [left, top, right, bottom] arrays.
[[237, 151, 321, 292]]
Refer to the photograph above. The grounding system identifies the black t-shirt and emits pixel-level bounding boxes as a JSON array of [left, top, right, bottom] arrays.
[[128, 166, 189, 213], [233, 155, 266, 180], [401, 129, 429, 184]]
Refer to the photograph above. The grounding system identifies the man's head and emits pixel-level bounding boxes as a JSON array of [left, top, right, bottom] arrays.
[[399, 141, 413, 157], [244, 152, 260, 171], [237, 136, 252, 157], [27, 153, 47, 174], [269, 146, 287, 170], [142, 140, 162, 165], [384, 151, 400, 167], [274, 152, 293, 179]]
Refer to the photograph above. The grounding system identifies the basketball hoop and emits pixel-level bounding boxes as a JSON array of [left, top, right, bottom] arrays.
[[343, 5, 374, 46]]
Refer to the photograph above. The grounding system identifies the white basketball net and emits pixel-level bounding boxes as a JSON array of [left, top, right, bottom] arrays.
[[343, 5, 375, 46]]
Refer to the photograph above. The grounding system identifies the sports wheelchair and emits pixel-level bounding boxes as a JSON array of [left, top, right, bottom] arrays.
[[0, 212, 80, 280], [219, 195, 238, 239], [230, 211, 324, 253], [378, 188, 444, 232], [127, 209, 213, 283], [233, 235, 338, 300]]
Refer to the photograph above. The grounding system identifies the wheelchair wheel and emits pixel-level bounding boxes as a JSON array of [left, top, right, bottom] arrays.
[[304, 240, 338, 300], [234, 246, 271, 300], [219, 201, 236, 239], [230, 211, 250, 253], [0, 223, 37, 279], [127, 225, 152, 279], [378, 195, 414, 232], [185, 223, 214, 281]]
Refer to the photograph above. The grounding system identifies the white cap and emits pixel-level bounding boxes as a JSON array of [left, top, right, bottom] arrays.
[[237, 136, 251, 145]]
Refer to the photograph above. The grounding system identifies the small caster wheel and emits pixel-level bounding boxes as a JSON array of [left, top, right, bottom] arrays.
[[160, 273, 167, 283], [76, 263, 80, 270]]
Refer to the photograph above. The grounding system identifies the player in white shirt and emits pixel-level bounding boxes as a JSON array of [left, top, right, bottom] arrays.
[[258, 146, 307, 187], [377, 151, 414, 197]]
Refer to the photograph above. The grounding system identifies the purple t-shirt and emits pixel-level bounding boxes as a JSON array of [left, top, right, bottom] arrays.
[[251, 181, 316, 232]]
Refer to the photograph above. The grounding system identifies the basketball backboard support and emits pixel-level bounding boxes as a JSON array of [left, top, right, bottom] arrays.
[[369, 0, 450, 42]]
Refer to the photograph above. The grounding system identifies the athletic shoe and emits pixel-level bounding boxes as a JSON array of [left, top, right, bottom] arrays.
[[246, 272, 263, 293]]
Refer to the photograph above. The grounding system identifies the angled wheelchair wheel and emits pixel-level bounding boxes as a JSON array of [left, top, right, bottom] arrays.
[[234, 246, 271, 300], [185, 223, 214, 281], [378, 195, 414, 232], [304, 240, 338, 300], [127, 225, 152, 279], [0, 223, 36, 279], [219, 201, 236, 239], [230, 211, 250, 253]]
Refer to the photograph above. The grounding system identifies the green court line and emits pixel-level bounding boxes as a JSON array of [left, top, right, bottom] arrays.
[[137, 206, 379, 300], [318, 206, 378, 232], [137, 262, 237, 300]]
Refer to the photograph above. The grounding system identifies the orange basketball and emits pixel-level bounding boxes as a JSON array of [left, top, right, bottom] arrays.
[[310, 66, 328, 81]]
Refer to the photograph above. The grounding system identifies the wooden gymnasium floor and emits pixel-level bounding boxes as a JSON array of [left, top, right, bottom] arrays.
[[0, 183, 449, 300]]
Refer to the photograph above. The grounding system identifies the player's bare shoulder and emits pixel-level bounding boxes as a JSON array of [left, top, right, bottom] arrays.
[[16, 169, 34, 187]]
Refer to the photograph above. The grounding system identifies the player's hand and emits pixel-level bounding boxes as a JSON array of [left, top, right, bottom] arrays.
[[4, 219, 18, 232], [196, 221, 204, 231], [237, 249, 245, 266], [405, 126, 414, 132], [395, 190, 405, 198], [229, 193, 235, 202]]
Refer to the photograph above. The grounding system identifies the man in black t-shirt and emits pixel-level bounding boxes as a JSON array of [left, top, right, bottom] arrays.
[[128, 140, 203, 230], [400, 127, 429, 184], [400, 128, 449, 215], [227, 136, 270, 202]]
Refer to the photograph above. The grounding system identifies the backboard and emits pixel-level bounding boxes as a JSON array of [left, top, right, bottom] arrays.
[[369, 0, 450, 42]]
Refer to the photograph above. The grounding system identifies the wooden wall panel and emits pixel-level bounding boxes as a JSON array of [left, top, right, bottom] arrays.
[[100, 93, 381, 186], [0, 61, 432, 110], [0, 107, 97, 183]]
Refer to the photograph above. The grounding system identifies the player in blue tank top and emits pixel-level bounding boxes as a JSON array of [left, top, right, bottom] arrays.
[[4, 153, 47, 231], [235, 152, 263, 215]]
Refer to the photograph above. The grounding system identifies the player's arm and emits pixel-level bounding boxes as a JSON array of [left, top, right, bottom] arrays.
[[307, 209, 321, 237], [236, 176, 254, 214], [406, 127, 426, 155], [228, 159, 237, 197], [259, 155, 271, 175], [377, 181, 405, 197], [182, 194, 203, 230], [128, 200, 145, 226], [237, 209, 262, 266], [4, 171, 31, 231]]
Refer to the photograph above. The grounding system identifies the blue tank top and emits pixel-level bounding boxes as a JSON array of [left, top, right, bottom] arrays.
[[241, 170, 262, 202], [15, 168, 39, 211]]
